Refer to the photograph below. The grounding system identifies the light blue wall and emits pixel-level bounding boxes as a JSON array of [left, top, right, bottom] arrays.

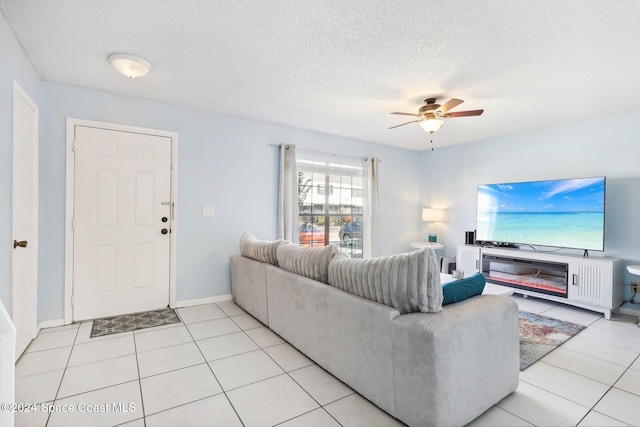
[[38, 81, 422, 321], [0, 13, 41, 315], [419, 112, 640, 295], [7, 5, 638, 321]]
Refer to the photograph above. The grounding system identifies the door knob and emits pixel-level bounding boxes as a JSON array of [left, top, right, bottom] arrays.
[[14, 240, 28, 248], [161, 229, 168, 235]]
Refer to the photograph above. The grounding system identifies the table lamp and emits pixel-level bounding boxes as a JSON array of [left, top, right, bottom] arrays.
[[422, 208, 445, 243]]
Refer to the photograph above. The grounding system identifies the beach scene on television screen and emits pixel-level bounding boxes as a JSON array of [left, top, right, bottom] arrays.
[[477, 177, 605, 250]]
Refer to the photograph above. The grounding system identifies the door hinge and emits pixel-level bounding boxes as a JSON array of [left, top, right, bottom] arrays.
[[71, 218, 75, 229], [71, 295, 75, 306], [72, 140, 77, 152]]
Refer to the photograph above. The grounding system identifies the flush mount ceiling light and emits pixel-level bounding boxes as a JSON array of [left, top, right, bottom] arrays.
[[108, 53, 151, 79]]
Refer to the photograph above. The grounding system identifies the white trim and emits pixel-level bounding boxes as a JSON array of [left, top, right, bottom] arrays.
[[12, 80, 39, 359], [64, 118, 178, 324], [0, 299, 16, 427], [37, 319, 65, 330], [176, 294, 233, 308], [619, 303, 640, 317]]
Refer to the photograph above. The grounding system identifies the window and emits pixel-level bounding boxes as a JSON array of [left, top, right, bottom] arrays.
[[316, 184, 334, 196], [297, 157, 363, 258]]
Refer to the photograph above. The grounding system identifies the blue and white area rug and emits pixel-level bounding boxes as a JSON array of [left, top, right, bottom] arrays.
[[519, 311, 586, 371], [91, 308, 181, 338]]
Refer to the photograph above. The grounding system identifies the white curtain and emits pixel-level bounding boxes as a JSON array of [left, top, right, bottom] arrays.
[[276, 144, 299, 243], [362, 157, 380, 258]]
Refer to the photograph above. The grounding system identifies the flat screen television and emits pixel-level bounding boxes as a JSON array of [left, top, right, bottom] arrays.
[[476, 176, 606, 251]]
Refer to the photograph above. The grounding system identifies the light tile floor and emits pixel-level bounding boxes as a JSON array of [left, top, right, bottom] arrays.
[[13, 296, 640, 427]]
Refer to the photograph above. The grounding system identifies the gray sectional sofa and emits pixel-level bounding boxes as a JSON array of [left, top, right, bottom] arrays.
[[230, 233, 520, 427]]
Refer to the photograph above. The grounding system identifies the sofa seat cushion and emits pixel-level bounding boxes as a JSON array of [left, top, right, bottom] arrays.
[[442, 272, 486, 305], [328, 248, 443, 314], [276, 243, 342, 284], [239, 232, 285, 266]]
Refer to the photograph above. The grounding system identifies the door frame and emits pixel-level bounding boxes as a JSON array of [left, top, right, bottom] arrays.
[[64, 118, 178, 324], [12, 80, 39, 357]]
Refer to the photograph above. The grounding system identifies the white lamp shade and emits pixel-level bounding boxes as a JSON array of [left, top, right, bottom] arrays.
[[422, 208, 446, 222], [109, 54, 151, 79], [419, 118, 444, 134], [422, 208, 435, 221]]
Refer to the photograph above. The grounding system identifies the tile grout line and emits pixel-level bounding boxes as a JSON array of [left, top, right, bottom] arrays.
[[177, 304, 247, 426], [131, 328, 147, 427], [209, 335, 320, 425], [546, 344, 639, 374], [199, 302, 396, 426], [62, 338, 137, 370], [279, 369, 348, 427], [27, 300, 640, 427], [510, 296, 640, 426], [575, 352, 640, 426], [44, 322, 82, 427], [572, 334, 640, 357], [520, 361, 612, 407], [531, 357, 626, 389], [252, 321, 349, 426], [187, 301, 349, 425], [490, 402, 533, 427]]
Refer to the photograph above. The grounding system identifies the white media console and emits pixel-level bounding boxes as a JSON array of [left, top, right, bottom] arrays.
[[456, 245, 623, 319]]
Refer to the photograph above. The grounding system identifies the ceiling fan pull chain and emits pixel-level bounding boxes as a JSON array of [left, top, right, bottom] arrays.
[[431, 137, 434, 150]]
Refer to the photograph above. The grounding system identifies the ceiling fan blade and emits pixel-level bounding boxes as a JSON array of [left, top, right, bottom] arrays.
[[390, 112, 421, 117], [388, 119, 421, 129], [437, 98, 464, 114], [444, 109, 484, 118]]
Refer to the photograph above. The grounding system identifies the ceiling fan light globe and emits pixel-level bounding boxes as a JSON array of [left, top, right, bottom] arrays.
[[419, 118, 444, 134]]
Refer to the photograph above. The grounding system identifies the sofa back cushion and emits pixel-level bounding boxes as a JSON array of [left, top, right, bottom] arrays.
[[328, 248, 443, 314], [276, 243, 342, 284], [239, 232, 285, 266]]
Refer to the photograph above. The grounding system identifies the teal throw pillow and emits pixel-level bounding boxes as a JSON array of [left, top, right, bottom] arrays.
[[442, 272, 486, 305]]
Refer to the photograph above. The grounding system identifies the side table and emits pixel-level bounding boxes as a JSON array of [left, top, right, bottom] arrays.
[[410, 242, 445, 271]]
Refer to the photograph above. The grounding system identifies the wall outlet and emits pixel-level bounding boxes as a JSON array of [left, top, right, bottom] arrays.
[[202, 206, 214, 217], [632, 282, 639, 293]]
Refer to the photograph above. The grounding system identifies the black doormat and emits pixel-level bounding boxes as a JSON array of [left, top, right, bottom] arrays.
[[90, 308, 181, 338]]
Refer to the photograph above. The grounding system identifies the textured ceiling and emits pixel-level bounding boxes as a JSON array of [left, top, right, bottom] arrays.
[[2, 0, 640, 150]]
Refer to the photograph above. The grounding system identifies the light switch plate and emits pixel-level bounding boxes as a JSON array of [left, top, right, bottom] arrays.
[[202, 206, 214, 217]]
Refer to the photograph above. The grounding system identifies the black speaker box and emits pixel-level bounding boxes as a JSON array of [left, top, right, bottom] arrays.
[[465, 231, 475, 245]]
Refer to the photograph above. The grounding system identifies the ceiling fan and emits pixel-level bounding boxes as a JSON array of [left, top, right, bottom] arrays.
[[389, 98, 484, 134]]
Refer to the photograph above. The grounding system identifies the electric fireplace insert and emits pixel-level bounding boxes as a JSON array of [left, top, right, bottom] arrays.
[[481, 254, 569, 298]]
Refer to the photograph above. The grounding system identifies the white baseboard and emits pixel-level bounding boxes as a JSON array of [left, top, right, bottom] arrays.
[[36, 297, 236, 330], [176, 294, 233, 308], [37, 318, 66, 331], [619, 302, 640, 317]]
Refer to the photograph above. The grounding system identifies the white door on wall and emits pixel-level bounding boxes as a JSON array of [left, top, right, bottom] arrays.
[[72, 125, 173, 321], [11, 82, 39, 359]]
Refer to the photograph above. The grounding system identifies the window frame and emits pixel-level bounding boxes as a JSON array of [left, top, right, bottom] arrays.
[[297, 158, 364, 258]]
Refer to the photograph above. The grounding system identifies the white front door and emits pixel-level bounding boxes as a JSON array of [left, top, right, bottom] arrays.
[[72, 125, 173, 321], [11, 81, 39, 359]]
